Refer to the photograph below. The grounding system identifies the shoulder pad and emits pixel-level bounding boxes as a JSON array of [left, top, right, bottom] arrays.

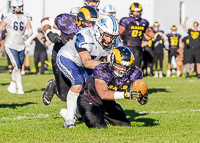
[[1, 12, 13, 20], [23, 13, 32, 21]]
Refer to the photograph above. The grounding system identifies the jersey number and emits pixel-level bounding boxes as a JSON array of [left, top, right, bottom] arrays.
[[131, 30, 142, 37], [13, 22, 24, 31]]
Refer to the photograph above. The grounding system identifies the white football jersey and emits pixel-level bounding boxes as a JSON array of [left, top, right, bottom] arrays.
[[57, 27, 115, 67], [2, 12, 32, 51]]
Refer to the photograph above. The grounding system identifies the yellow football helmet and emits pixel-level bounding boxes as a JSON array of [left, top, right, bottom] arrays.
[[110, 46, 135, 77], [76, 6, 99, 29], [129, 3, 143, 20], [193, 22, 199, 27], [171, 25, 177, 30]]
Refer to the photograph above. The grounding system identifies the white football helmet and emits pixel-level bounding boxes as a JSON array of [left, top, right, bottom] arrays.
[[11, 0, 24, 14], [84, 0, 100, 9], [94, 15, 119, 48], [103, 5, 116, 17], [70, 7, 80, 16]]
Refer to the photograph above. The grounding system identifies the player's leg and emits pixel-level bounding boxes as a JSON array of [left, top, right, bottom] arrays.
[[40, 51, 47, 74], [34, 51, 39, 74], [56, 55, 88, 127], [166, 51, 171, 77], [194, 48, 200, 79], [153, 53, 158, 78], [77, 96, 107, 128], [159, 52, 164, 78], [5, 47, 25, 94], [102, 100, 130, 127]]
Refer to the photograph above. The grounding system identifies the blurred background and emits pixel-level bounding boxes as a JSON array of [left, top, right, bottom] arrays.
[[0, 0, 200, 55]]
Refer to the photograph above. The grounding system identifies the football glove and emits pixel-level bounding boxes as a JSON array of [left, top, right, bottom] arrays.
[[47, 31, 61, 43], [137, 92, 148, 105], [155, 34, 162, 41], [124, 89, 142, 100]]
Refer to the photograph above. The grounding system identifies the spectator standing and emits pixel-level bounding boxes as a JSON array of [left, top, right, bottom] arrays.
[[30, 28, 51, 75]]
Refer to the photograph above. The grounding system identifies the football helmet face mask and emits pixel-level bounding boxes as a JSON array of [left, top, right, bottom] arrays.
[[129, 3, 143, 21], [94, 15, 119, 48], [76, 6, 99, 29], [84, 0, 100, 9], [153, 21, 160, 32], [110, 46, 135, 78], [104, 5, 116, 17], [171, 25, 177, 34], [11, 0, 24, 14], [70, 7, 81, 16]]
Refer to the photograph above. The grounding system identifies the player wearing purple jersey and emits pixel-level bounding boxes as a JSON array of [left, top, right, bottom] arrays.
[[41, 6, 98, 105], [166, 25, 182, 77], [119, 3, 161, 68], [77, 46, 148, 128]]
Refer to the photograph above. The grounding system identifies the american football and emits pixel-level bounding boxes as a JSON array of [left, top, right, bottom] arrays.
[[132, 79, 148, 95]]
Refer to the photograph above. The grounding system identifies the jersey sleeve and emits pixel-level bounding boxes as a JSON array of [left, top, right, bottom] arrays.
[[92, 63, 114, 84], [130, 66, 143, 82], [1, 13, 12, 24], [119, 17, 130, 28], [75, 30, 94, 53], [54, 13, 79, 35], [23, 13, 32, 22]]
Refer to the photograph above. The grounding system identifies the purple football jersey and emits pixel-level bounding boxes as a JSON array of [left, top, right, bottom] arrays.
[[119, 17, 149, 47]]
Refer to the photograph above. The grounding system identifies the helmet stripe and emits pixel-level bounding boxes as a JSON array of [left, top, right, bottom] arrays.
[[78, 8, 91, 20], [112, 49, 122, 64], [108, 15, 117, 32], [109, 5, 112, 10]]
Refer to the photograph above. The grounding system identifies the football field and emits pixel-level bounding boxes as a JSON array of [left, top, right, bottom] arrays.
[[0, 56, 200, 142]]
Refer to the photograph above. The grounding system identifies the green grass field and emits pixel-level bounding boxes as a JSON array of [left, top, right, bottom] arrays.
[[0, 56, 200, 143]]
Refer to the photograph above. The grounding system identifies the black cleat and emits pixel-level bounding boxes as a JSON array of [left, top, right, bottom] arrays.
[[186, 74, 190, 79], [42, 79, 55, 106], [197, 74, 200, 79]]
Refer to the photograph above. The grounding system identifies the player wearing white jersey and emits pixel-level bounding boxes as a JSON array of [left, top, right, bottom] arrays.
[[0, 0, 33, 94], [84, 0, 109, 16], [56, 15, 119, 128]]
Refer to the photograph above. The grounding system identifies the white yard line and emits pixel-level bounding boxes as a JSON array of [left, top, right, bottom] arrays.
[[1, 113, 50, 120], [139, 109, 200, 114]]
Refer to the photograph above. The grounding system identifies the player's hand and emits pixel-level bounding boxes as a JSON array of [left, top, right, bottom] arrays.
[[22, 34, 29, 41], [124, 89, 142, 100], [155, 34, 162, 41], [47, 31, 61, 43], [137, 92, 148, 105]]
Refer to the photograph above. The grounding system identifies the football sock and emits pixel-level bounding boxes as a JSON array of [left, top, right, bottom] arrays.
[[15, 69, 23, 89], [66, 90, 79, 123], [11, 69, 17, 81]]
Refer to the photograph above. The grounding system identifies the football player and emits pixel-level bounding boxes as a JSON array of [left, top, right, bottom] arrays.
[[56, 15, 120, 128], [182, 17, 200, 79], [166, 25, 182, 77], [84, 0, 108, 15], [119, 3, 162, 68], [103, 5, 116, 18], [0, 0, 33, 94], [77, 46, 148, 128], [152, 22, 168, 78], [41, 6, 99, 105]]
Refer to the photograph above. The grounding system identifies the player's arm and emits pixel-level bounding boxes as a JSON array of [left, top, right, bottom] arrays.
[[0, 21, 7, 33], [145, 27, 167, 41], [41, 17, 61, 43], [95, 78, 115, 100], [79, 51, 104, 69], [119, 25, 125, 40], [182, 17, 188, 33], [22, 22, 33, 41]]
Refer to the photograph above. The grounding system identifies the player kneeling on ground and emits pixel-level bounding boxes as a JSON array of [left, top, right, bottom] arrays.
[[77, 46, 148, 129]]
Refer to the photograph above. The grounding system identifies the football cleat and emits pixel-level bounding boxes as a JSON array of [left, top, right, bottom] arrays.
[[42, 79, 55, 106], [17, 88, 24, 94], [63, 121, 75, 128], [7, 81, 17, 94]]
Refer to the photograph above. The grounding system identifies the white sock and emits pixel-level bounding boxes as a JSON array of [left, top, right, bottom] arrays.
[[15, 69, 23, 89], [167, 70, 171, 76], [12, 69, 17, 81], [66, 90, 79, 123], [177, 70, 181, 77]]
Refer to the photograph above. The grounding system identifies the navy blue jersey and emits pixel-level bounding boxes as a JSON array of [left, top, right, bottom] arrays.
[[80, 63, 143, 106], [119, 17, 149, 47]]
